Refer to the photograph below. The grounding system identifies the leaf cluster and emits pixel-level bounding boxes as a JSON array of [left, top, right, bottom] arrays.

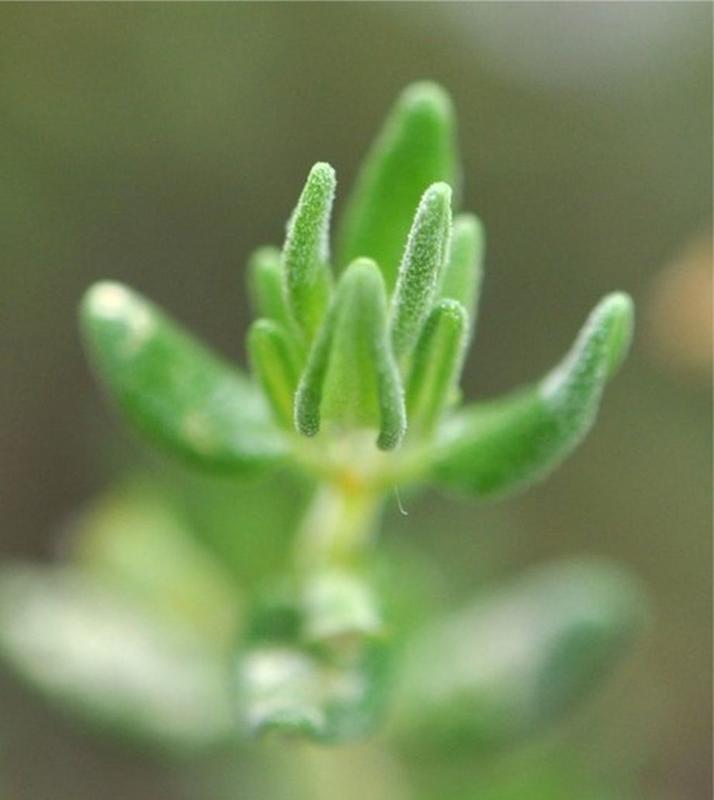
[[80, 82, 634, 501]]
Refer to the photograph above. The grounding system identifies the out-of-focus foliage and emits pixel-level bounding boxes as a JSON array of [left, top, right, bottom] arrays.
[[0, 3, 710, 800]]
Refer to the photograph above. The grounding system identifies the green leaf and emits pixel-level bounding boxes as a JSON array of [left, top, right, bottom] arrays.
[[248, 318, 302, 429], [438, 213, 485, 326], [296, 259, 406, 450], [236, 588, 391, 745], [81, 281, 286, 472], [390, 182, 452, 367], [247, 245, 292, 328], [392, 559, 647, 751], [337, 81, 458, 289], [429, 292, 634, 498], [0, 564, 236, 752], [283, 162, 336, 340], [68, 478, 241, 645], [406, 299, 468, 437]]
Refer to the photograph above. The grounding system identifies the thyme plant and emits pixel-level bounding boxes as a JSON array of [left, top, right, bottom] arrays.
[[0, 83, 643, 753]]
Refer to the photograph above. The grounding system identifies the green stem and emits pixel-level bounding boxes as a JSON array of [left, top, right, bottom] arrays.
[[294, 479, 383, 572]]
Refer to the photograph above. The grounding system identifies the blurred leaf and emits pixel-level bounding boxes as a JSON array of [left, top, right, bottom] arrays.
[[235, 586, 391, 745], [236, 641, 389, 745], [421, 747, 631, 800], [0, 564, 235, 752], [81, 281, 286, 473], [248, 318, 302, 429], [429, 293, 634, 498], [337, 81, 459, 289], [68, 478, 242, 645], [391, 560, 647, 752], [162, 465, 310, 590], [247, 245, 292, 329], [437, 213, 485, 331]]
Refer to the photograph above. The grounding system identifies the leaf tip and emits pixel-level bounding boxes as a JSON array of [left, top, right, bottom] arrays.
[[424, 180, 452, 206], [81, 280, 133, 322], [79, 281, 156, 352], [599, 291, 635, 378], [307, 160, 336, 192], [399, 80, 454, 122]]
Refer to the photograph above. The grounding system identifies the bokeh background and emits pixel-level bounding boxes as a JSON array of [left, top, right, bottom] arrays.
[[0, 3, 711, 799]]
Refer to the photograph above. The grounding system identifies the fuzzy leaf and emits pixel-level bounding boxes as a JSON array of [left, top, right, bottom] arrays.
[[81, 282, 285, 472], [0, 564, 235, 752], [406, 299, 468, 437], [248, 318, 302, 429], [438, 213, 485, 325], [283, 162, 336, 339], [392, 560, 647, 751], [390, 183, 452, 367], [337, 81, 458, 289], [247, 246, 291, 328], [429, 293, 634, 498], [296, 259, 406, 450]]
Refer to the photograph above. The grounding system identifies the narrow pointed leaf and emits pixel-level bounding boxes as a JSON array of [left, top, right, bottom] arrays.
[[392, 560, 647, 751], [337, 81, 458, 288], [429, 293, 634, 497], [294, 303, 333, 439], [296, 259, 406, 450], [0, 564, 235, 752], [81, 282, 285, 472], [438, 213, 485, 324], [247, 246, 291, 327], [407, 299, 468, 437], [283, 162, 336, 339], [390, 182, 452, 366], [248, 318, 302, 429]]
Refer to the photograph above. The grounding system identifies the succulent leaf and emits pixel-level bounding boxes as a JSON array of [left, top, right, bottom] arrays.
[[70, 479, 241, 644], [337, 81, 458, 289], [0, 564, 235, 751], [247, 246, 292, 328], [406, 299, 468, 437], [248, 319, 302, 430], [390, 182, 453, 367], [392, 560, 647, 751], [81, 282, 285, 472], [438, 213, 485, 326], [429, 293, 634, 497], [296, 259, 406, 450], [283, 162, 336, 339]]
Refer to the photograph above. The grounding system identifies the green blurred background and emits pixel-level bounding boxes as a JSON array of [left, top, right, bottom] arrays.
[[0, 3, 711, 799]]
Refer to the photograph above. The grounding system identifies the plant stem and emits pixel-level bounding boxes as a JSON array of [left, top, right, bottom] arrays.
[[294, 478, 383, 572]]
